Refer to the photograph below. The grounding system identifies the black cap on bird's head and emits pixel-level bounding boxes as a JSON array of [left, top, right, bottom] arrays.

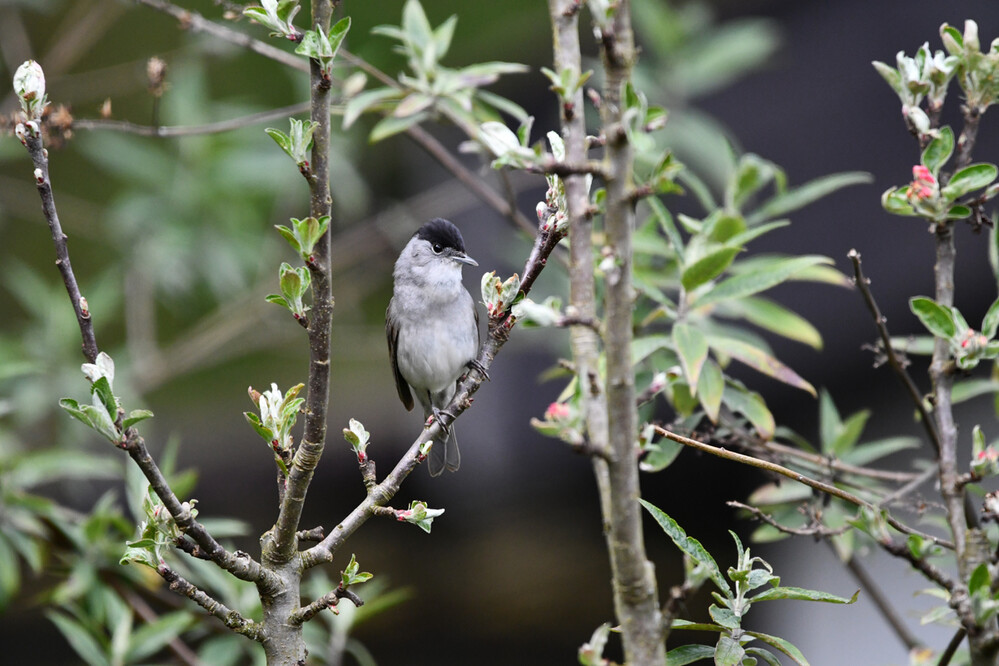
[[415, 218, 477, 266], [416, 218, 466, 253]]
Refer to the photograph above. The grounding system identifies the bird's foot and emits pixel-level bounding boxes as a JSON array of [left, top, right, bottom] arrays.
[[428, 407, 455, 436], [466, 358, 490, 381]]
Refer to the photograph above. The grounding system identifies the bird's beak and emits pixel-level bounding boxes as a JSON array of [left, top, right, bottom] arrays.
[[453, 252, 478, 267]]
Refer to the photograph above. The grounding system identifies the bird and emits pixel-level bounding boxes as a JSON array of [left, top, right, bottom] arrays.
[[386, 218, 480, 476]]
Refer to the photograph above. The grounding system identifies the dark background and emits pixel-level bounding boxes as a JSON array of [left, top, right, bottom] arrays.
[[3, 0, 999, 663]]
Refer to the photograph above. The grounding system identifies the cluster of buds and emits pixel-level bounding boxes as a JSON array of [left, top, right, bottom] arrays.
[[960, 327, 989, 352], [481, 271, 521, 318], [906, 164, 938, 201]]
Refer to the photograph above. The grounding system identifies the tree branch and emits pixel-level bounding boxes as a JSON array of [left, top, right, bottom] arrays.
[[158, 563, 263, 641], [656, 427, 954, 550], [20, 127, 97, 362], [848, 249, 941, 454], [73, 102, 311, 137], [289, 586, 363, 626]]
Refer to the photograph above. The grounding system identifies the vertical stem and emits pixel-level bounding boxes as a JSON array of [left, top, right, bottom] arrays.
[[549, 1, 665, 661], [260, 2, 334, 663], [267, 0, 335, 564]]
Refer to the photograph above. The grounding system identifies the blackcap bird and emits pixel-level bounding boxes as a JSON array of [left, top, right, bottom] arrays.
[[386, 218, 479, 476]]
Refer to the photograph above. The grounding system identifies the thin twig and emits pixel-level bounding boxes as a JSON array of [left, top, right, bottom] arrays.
[[73, 102, 311, 137], [727, 501, 849, 538], [879, 538, 956, 591], [134, 0, 308, 73], [288, 586, 364, 626], [848, 250, 941, 454], [764, 439, 923, 484], [657, 427, 954, 550], [939, 628, 968, 666], [20, 127, 98, 362], [158, 564, 263, 641]]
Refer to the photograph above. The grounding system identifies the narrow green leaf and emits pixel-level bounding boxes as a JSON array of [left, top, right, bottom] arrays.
[[695, 256, 833, 308], [709, 605, 740, 630], [750, 586, 858, 604], [640, 499, 731, 595], [369, 112, 428, 143], [953, 379, 999, 404], [681, 246, 740, 291], [647, 197, 685, 262], [708, 335, 816, 395], [343, 87, 401, 129], [126, 612, 194, 662], [728, 296, 822, 350], [665, 644, 716, 666], [46, 611, 108, 666], [830, 409, 870, 457], [818, 389, 841, 453], [725, 220, 790, 248], [909, 296, 957, 339], [746, 647, 784, 666], [632, 334, 672, 365], [871, 61, 901, 94], [982, 298, 999, 338], [748, 172, 872, 224], [841, 436, 920, 466], [640, 436, 683, 473], [697, 359, 724, 423], [673, 323, 709, 389], [722, 383, 775, 439], [921, 126, 954, 176], [743, 630, 809, 665]]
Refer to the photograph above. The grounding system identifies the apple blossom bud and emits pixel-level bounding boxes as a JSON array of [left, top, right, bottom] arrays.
[[13, 60, 46, 119]]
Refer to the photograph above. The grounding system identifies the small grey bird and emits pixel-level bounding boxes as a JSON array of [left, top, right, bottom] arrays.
[[386, 218, 480, 476]]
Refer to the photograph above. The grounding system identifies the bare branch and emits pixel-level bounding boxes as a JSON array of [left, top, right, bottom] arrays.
[[289, 586, 363, 626], [848, 250, 941, 455], [73, 102, 311, 137], [657, 427, 954, 550], [158, 563, 263, 641], [20, 128, 97, 362]]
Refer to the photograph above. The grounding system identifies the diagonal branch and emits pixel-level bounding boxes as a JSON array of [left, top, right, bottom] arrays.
[[158, 563, 263, 641], [303, 222, 565, 569], [656, 427, 954, 550], [848, 249, 941, 454]]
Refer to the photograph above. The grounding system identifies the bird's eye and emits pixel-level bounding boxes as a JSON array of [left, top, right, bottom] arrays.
[[432, 243, 443, 254]]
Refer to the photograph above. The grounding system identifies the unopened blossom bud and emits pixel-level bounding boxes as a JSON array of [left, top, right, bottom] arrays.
[[545, 402, 570, 421], [13, 60, 46, 119]]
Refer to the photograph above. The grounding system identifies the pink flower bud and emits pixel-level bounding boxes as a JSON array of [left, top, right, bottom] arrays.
[[545, 402, 570, 420]]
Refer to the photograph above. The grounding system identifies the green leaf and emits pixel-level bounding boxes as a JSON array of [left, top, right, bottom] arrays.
[[830, 409, 870, 457], [126, 611, 193, 662], [707, 335, 816, 395], [714, 634, 745, 666], [697, 359, 724, 423], [943, 163, 998, 199], [673, 323, 709, 389], [665, 644, 716, 666], [872, 61, 902, 94], [647, 197, 685, 262], [747, 172, 872, 224], [46, 611, 108, 666], [722, 383, 775, 439], [640, 499, 731, 595], [921, 126, 955, 176], [983, 298, 999, 338], [123, 409, 153, 429], [727, 296, 823, 350], [953, 379, 999, 404], [744, 630, 810, 666], [632, 334, 672, 365], [910, 296, 957, 339], [343, 87, 401, 129], [709, 605, 740, 630], [681, 246, 740, 291], [640, 436, 683, 473], [695, 256, 833, 308], [369, 112, 428, 143], [841, 436, 920, 466], [746, 647, 784, 666], [750, 586, 858, 604]]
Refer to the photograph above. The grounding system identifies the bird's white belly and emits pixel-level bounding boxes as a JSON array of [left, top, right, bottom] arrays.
[[396, 316, 476, 393]]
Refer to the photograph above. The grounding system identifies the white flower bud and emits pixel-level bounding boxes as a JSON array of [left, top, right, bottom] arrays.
[[13, 60, 46, 119]]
